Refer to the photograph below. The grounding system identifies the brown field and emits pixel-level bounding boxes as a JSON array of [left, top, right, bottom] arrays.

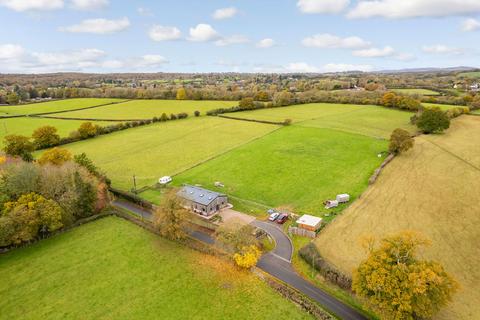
[[314, 115, 480, 320]]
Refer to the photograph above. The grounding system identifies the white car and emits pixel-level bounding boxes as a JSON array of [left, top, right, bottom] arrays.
[[268, 212, 280, 221]]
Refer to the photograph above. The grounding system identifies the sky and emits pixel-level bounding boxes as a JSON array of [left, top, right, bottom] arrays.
[[0, 0, 479, 74]]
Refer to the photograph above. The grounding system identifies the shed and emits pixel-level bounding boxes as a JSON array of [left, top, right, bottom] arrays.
[[336, 194, 350, 203], [159, 176, 172, 184], [296, 214, 323, 232], [177, 185, 228, 217]]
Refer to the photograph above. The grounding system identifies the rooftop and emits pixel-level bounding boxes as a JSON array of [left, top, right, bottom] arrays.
[[177, 185, 226, 206], [296, 214, 322, 227]]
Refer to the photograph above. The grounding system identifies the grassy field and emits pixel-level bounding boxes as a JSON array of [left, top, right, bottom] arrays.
[[175, 126, 387, 216], [0, 117, 118, 147], [225, 103, 415, 139], [45, 100, 238, 120], [392, 88, 440, 95], [314, 116, 480, 320], [458, 71, 480, 79], [0, 216, 312, 320], [0, 98, 123, 116], [44, 117, 277, 190]]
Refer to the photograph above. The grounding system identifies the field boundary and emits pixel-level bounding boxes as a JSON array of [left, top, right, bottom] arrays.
[[422, 137, 480, 172], [29, 99, 131, 117], [218, 114, 286, 125]]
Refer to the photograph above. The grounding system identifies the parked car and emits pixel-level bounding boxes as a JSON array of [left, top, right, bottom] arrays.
[[267, 209, 276, 214], [268, 212, 280, 221], [276, 213, 288, 224]]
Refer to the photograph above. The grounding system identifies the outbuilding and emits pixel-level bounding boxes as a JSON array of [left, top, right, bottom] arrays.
[[296, 214, 323, 232], [177, 185, 228, 217], [159, 176, 172, 184]]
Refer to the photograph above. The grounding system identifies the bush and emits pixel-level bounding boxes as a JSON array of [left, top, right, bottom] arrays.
[[233, 245, 261, 269], [170, 113, 177, 120], [78, 122, 98, 139], [417, 107, 450, 134], [2, 135, 34, 162], [160, 113, 169, 122], [389, 128, 414, 154], [32, 126, 60, 149], [38, 147, 72, 166], [177, 112, 188, 119], [194, 110, 200, 117], [239, 97, 255, 109], [283, 119, 292, 126]]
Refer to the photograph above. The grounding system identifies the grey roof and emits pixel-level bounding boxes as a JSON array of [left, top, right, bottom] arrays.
[[177, 185, 226, 206]]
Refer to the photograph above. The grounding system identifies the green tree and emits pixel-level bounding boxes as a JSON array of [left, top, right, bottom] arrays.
[[38, 147, 72, 166], [353, 231, 459, 320], [74, 153, 99, 176], [78, 122, 98, 139], [153, 190, 189, 241], [73, 171, 97, 219], [160, 113, 169, 121], [32, 125, 60, 149], [389, 128, 414, 154], [2, 135, 34, 161], [176, 87, 187, 100], [215, 221, 258, 254], [254, 91, 270, 102], [6, 92, 20, 105], [417, 107, 450, 134]]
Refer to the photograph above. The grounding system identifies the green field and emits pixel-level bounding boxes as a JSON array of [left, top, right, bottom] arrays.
[[458, 71, 480, 79], [225, 103, 415, 139], [0, 216, 311, 320], [45, 117, 278, 190], [0, 117, 118, 147], [0, 98, 123, 116], [174, 126, 387, 216], [46, 100, 238, 120], [391, 88, 440, 95]]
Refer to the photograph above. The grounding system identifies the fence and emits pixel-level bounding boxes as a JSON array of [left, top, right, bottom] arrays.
[[288, 226, 316, 238]]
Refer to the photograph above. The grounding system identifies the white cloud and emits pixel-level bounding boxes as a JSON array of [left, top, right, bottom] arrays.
[[71, 0, 108, 10], [212, 7, 238, 20], [302, 33, 370, 49], [0, 0, 64, 12], [256, 38, 275, 48], [60, 17, 130, 34], [353, 46, 395, 57], [461, 18, 480, 32], [348, 0, 480, 19], [297, 0, 350, 14], [322, 63, 373, 72], [188, 24, 220, 42], [32, 48, 105, 66], [0, 44, 24, 60], [394, 52, 416, 61], [215, 35, 249, 46], [137, 7, 153, 16], [136, 55, 168, 68], [285, 62, 319, 73], [422, 45, 464, 55], [149, 25, 181, 41], [102, 59, 124, 69]]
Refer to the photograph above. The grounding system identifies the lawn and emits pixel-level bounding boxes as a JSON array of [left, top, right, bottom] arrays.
[[175, 125, 388, 216], [45, 99, 238, 120], [226, 103, 415, 139], [314, 116, 480, 320], [44, 117, 278, 190], [0, 117, 118, 147], [391, 88, 440, 95], [0, 216, 312, 320], [0, 98, 123, 116], [458, 71, 480, 79]]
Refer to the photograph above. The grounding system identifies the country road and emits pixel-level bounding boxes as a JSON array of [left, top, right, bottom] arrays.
[[112, 199, 368, 320]]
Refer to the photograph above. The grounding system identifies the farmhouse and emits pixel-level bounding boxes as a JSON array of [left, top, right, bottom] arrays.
[[296, 214, 323, 232], [177, 185, 228, 217]]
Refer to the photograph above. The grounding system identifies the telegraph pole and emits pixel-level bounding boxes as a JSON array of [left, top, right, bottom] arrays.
[[133, 174, 137, 194]]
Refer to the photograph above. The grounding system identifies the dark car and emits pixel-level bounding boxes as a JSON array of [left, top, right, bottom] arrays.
[[276, 213, 288, 224]]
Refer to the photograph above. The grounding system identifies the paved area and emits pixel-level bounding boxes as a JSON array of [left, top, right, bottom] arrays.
[[251, 220, 293, 262], [219, 207, 256, 225]]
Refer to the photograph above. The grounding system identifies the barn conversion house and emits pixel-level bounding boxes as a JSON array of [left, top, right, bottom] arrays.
[[177, 185, 228, 217]]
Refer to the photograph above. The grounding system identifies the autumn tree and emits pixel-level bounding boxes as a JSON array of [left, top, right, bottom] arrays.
[[6, 92, 19, 105], [32, 125, 60, 149], [215, 220, 258, 254], [239, 97, 255, 109], [153, 190, 189, 241], [77, 122, 98, 139], [389, 128, 414, 154], [417, 107, 450, 134], [38, 147, 72, 166], [353, 231, 458, 320], [233, 245, 262, 269], [176, 87, 187, 100], [2, 135, 34, 161], [254, 91, 270, 101]]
